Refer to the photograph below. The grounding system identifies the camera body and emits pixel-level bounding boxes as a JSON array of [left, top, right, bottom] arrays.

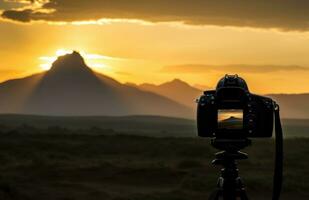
[[197, 75, 274, 138]]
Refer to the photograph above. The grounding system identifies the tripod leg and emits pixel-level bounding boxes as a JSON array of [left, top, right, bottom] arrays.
[[208, 189, 222, 200], [209, 188, 248, 200], [239, 189, 249, 200]]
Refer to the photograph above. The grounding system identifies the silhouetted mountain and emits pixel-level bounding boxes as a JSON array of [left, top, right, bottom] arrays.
[[220, 116, 242, 123], [139, 79, 203, 108], [218, 116, 243, 129], [0, 73, 45, 113], [138, 79, 309, 119], [0, 52, 308, 119], [0, 52, 192, 118], [267, 93, 309, 119], [193, 84, 211, 91]]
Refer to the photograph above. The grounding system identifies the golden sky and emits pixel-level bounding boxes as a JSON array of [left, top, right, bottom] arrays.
[[1, 0, 309, 94]]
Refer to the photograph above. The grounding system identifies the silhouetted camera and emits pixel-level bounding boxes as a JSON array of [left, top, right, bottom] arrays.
[[197, 74, 274, 138]]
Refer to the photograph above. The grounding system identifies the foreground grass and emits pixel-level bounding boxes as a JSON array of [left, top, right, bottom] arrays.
[[0, 132, 307, 200]]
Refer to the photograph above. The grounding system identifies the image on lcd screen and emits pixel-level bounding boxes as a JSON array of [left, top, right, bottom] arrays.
[[218, 109, 243, 129]]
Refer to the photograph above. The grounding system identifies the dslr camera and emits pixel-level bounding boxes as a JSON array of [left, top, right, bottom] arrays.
[[196, 75, 283, 200], [197, 74, 274, 139]]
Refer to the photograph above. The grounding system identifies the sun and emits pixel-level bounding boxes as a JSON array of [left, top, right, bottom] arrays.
[[39, 49, 111, 71]]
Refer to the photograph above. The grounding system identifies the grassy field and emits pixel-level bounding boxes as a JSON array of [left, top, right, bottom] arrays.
[[0, 130, 307, 200]]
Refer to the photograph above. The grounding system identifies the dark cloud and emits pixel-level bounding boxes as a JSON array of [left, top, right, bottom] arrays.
[[1, 0, 309, 31], [2, 8, 33, 22], [161, 64, 309, 74]]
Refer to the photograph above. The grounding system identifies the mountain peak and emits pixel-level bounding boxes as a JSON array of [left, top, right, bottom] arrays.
[[49, 51, 89, 73], [171, 78, 187, 84], [161, 78, 190, 87]]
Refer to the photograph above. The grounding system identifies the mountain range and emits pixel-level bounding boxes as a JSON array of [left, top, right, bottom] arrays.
[[139, 79, 202, 108], [0, 51, 192, 118], [137, 80, 309, 119], [0, 51, 308, 119]]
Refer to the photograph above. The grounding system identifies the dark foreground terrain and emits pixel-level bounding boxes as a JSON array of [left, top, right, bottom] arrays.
[[0, 130, 307, 200]]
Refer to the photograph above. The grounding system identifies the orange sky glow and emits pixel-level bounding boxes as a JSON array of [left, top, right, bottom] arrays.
[[1, 0, 309, 94]]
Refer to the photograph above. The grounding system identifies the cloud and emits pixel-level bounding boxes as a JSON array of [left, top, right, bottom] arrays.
[[1, 8, 33, 22], [0, 0, 27, 10], [1, 0, 309, 31], [161, 64, 309, 74]]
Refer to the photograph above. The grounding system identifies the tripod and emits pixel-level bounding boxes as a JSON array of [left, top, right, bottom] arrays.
[[208, 138, 251, 200]]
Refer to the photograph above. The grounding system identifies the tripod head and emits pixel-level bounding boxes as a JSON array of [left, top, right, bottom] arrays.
[[211, 138, 251, 166], [211, 138, 251, 152], [209, 138, 251, 200]]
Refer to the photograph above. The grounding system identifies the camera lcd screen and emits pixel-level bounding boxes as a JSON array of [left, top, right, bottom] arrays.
[[218, 109, 243, 130]]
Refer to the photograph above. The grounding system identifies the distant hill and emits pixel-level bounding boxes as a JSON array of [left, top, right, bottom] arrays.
[[0, 51, 192, 118], [0, 114, 306, 138], [193, 83, 211, 91], [139, 79, 203, 108], [0, 114, 196, 137], [138, 79, 309, 119], [267, 93, 309, 119]]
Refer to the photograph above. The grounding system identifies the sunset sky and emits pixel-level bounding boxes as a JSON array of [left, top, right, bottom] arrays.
[[1, 0, 309, 94]]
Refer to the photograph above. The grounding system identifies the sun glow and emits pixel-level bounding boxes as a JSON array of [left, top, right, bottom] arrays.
[[39, 49, 113, 71], [56, 49, 73, 57]]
